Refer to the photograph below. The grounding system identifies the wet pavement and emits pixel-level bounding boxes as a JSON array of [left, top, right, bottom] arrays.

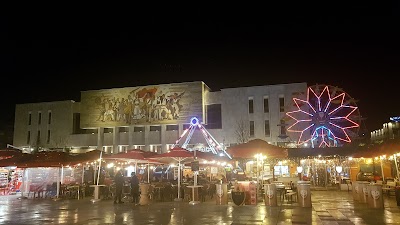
[[0, 190, 399, 225]]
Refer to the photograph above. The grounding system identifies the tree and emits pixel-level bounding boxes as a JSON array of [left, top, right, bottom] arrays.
[[235, 119, 249, 144]]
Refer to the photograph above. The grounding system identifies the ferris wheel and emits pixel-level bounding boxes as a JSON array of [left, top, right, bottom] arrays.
[[286, 84, 361, 148]]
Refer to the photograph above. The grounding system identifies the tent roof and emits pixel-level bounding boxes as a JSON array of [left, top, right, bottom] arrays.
[[104, 149, 160, 164], [226, 139, 288, 158]]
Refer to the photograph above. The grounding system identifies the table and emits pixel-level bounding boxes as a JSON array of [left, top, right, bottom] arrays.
[[187, 185, 203, 205], [153, 186, 164, 201], [275, 184, 291, 201], [90, 184, 106, 201], [67, 185, 81, 199]]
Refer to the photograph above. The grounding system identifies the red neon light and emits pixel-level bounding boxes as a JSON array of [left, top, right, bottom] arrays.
[[286, 85, 360, 146]]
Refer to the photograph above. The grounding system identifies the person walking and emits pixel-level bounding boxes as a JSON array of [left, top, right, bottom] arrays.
[[130, 172, 140, 205], [114, 169, 125, 204]]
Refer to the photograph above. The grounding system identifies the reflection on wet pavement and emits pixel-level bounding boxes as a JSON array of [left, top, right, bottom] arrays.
[[0, 191, 399, 224]]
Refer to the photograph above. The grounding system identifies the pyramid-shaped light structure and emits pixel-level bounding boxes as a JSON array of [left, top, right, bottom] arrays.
[[172, 117, 232, 159]]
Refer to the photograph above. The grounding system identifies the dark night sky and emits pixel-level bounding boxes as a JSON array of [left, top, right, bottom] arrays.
[[2, 3, 400, 133]]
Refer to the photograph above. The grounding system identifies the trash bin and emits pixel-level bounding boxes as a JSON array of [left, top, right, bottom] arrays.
[[216, 183, 228, 205], [139, 183, 150, 205], [395, 186, 400, 206], [264, 184, 277, 206], [297, 181, 312, 207], [358, 181, 369, 203], [367, 184, 383, 209], [352, 181, 360, 201]]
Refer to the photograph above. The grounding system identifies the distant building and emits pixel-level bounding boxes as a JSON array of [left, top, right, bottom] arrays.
[[370, 117, 400, 142], [13, 81, 307, 153]]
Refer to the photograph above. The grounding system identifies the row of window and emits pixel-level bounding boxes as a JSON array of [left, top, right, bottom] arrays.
[[248, 97, 285, 114], [28, 111, 52, 125], [103, 125, 183, 133], [27, 130, 51, 145], [248, 119, 286, 137]]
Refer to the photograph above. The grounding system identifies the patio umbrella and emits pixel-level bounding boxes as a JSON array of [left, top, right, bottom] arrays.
[[103, 149, 160, 183], [226, 139, 288, 159], [68, 150, 103, 165], [0, 149, 23, 159], [148, 147, 195, 200]]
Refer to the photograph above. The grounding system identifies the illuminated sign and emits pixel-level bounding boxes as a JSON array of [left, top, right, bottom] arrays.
[[390, 117, 400, 122]]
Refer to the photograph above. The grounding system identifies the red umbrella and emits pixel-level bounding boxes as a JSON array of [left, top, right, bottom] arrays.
[[68, 150, 103, 165], [0, 149, 23, 159], [148, 147, 195, 200], [0, 153, 32, 167], [104, 149, 159, 164], [104, 149, 161, 183], [149, 147, 195, 163], [226, 139, 288, 159]]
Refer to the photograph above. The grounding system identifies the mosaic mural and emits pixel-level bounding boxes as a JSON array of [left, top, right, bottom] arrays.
[[80, 81, 204, 127]]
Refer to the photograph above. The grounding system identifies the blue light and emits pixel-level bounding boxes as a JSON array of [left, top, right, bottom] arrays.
[[190, 117, 199, 126]]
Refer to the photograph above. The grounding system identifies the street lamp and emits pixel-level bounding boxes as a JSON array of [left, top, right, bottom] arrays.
[[297, 166, 303, 181], [335, 166, 343, 174]]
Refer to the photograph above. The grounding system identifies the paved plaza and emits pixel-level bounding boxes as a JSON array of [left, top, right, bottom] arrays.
[[0, 190, 399, 225]]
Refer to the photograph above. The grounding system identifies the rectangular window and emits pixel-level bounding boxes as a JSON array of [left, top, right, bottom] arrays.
[[279, 97, 285, 112], [38, 112, 42, 125], [134, 145, 145, 150], [264, 120, 270, 136], [280, 119, 287, 135], [263, 97, 269, 113], [48, 111, 52, 124], [166, 125, 178, 131], [47, 130, 51, 144], [150, 145, 162, 153], [248, 97, 254, 114], [104, 128, 113, 133], [205, 104, 222, 129], [28, 113, 32, 125], [27, 131, 31, 144], [119, 127, 129, 133], [249, 121, 255, 137], [119, 145, 129, 152], [133, 126, 145, 132], [37, 130, 41, 144], [150, 125, 161, 132]]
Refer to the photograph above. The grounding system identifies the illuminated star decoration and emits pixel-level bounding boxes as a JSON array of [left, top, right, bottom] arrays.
[[286, 85, 360, 147]]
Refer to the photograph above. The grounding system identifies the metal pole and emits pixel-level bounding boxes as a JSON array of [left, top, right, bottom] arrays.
[[394, 154, 400, 180], [81, 165, 85, 184], [96, 150, 103, 185], [256, 155, 259, 186], [177, 160, 181, 199], [380, 158, 385, 182], [56, 167, 60, 198], [147, 163, 150, 183], [61, 166, 64, 184]]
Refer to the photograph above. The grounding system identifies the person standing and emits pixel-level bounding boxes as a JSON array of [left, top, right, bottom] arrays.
[[130, 172, 140, 205], [114, 170, 124, 204]]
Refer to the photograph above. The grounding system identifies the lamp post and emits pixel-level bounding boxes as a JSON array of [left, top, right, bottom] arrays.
[[255, 154, 260, 186], [335, 165, 343, 183], [297, 166, 303, 181]]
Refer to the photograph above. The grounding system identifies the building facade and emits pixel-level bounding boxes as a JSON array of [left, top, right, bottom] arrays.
[[370, 117, 400, 142], [13, 81, 307, 154]]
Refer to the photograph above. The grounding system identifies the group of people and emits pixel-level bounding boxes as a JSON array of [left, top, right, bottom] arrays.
[[113, 170, 140, 204]]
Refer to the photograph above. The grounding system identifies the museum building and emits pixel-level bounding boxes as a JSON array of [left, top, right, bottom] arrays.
[[12, 81, 307, 154]]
